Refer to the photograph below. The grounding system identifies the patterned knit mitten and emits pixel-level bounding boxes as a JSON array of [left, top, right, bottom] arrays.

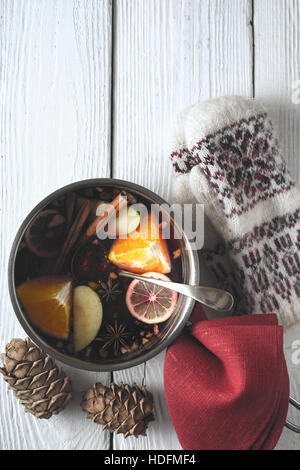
[[169, 96, 300, 327]]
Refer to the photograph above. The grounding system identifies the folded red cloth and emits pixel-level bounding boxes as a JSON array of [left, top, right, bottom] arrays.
[[164, 306, 289, 450]]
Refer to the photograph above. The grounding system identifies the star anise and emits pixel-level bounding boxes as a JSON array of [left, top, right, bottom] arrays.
[[97, 278, 122, 302], [97, 320, 130, 356]]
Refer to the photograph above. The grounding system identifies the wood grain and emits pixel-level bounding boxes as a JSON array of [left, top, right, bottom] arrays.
[[112, 0, 253, 450], [113, 0, 253, 201], [255, 0, 300, 184], [0, 0, 112, 450], [254, 0, 300, 450]]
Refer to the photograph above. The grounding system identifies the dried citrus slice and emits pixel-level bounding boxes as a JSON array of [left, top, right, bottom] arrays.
[[25, 209, 67, 258], [108, 214, 171, 274], [125, 272, 178, 324], [17, 276, 72, 340]]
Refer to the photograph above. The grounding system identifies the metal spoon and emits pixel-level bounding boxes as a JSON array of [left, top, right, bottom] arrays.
[[118, 270, 234, 312]]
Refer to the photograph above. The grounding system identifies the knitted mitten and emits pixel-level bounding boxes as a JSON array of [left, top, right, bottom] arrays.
[[169, 96, 300, 327]]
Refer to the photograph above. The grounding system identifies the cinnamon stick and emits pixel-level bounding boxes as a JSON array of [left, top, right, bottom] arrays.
[[65, 192, 76, 228], [82, 192, 128, 242], [54, 200, 92, 274]]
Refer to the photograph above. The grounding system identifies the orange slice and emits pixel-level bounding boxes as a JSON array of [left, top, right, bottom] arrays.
[[108, 214, 171, 274], [125, 272, 178, 324], [17, 276, 73, 340]]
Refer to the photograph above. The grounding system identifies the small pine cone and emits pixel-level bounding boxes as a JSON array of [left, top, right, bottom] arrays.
[[0, 338, 72, 419], [81, 382, 154, 438]]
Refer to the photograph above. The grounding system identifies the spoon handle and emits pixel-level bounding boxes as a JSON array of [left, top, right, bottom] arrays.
[[119, 270, 234, 312]]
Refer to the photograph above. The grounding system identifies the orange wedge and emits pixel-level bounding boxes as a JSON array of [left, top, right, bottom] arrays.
[[17, 276, 73, 340], [108, 214, 171, 274]]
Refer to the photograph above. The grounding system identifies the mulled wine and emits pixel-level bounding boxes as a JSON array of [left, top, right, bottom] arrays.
[[15, 185, 183, 363]]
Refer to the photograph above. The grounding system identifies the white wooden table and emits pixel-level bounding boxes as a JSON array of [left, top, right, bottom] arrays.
[[1, 0, 300, 450]]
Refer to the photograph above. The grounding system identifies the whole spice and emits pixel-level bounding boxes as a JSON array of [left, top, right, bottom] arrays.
[[153, 324, 159, 336], [65, 192, 76, 228], [84, 346, 92, 359], [121, 341, 139, 355], [97, 278, 122, 302], [96, 321, 130, 356], [54, 200, 92, 274]]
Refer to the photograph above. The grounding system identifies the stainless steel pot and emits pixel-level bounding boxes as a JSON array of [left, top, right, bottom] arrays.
[[8, 178, 199, 372]]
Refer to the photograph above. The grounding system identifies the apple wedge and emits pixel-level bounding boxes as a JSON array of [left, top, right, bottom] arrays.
[[117, 205, 141, 236], [73, 285, 103, 352], [96, 202, 140, 237]]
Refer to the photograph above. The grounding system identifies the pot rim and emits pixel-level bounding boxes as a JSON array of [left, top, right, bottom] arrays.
[[8, 178, 199, 372]]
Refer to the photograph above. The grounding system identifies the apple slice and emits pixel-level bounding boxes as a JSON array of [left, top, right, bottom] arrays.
[[73, 286, 103, 352], [96, 203, 140, 236], [117, 205, 141, 236]]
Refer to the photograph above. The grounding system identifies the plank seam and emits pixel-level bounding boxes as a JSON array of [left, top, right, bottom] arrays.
[[110, 0, 115, 179], [110, 0, 115, 451], [251, 0, 255, 98]]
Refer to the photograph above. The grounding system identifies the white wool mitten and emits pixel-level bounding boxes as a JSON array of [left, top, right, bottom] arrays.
[[169, 96, 300, 327]]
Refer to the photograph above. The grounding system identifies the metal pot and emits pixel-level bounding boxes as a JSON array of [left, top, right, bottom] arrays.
[[8, 178, 199, 372]]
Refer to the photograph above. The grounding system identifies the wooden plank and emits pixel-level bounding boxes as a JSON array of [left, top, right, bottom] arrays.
[[254, 0, 300, 450], [0, 0, 112, 450], [255, 0, 300, 184], [112, 0, 253, 450], [113, 0, 253, 201]]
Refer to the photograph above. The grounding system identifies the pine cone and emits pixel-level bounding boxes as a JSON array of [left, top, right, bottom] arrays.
[[0, 337, 72, 419], [81, 382, 154, 438]]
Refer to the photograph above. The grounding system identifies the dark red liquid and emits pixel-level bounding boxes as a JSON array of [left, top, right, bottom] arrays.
[[15, 186, 183, 362]]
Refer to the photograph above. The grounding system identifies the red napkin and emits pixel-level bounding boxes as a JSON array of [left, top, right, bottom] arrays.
[[164, 306, 289, 450]]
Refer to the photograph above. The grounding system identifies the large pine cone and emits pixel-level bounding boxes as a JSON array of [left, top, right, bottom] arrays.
[[81, 382, 154, 438], [0, 338, 72, 419]]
